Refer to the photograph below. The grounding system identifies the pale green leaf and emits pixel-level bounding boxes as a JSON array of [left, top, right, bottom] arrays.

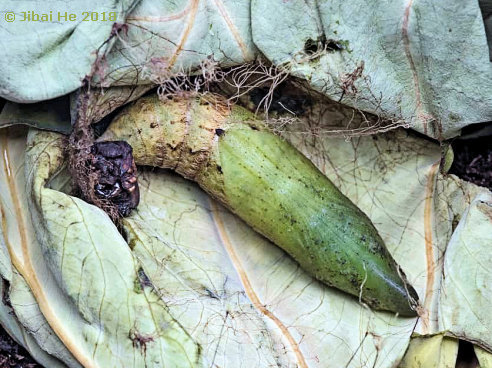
[[475, 344, 492, 367], [9, 270, 81, 367], [251, 0, 492, 139], [0, 98, 71, 134], [0, 274, 69, 368], [2, 0, 490, 139], [0, 127, 201, 367], [97, 0, 258, 86], [398, 334, 458, 368], [438, 192, 492, 348], [0, 0, 138, 102], [101, 0, 492, 138]]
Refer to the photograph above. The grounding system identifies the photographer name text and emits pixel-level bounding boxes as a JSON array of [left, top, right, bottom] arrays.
[[4, 11, 117, 23]]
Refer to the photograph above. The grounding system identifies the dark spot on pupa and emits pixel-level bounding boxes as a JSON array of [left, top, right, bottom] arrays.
[[217, 165, 223, 174], [350, 277, 360, 288], [215, 128, 225, 136], [150, 122, 157, 128], [250, 125, 259, 131]]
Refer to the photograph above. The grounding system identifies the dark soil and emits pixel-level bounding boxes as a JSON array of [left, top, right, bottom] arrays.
[[449, 135, 492, 191], [0, 327, 40, 367], [456, 339, 480, 368]]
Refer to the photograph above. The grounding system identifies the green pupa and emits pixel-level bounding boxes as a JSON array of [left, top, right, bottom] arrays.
[[98, 94, 419, 316]]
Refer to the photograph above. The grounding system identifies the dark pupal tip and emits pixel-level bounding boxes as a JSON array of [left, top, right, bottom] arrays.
[[399, 285, 420, 317], [393, 268, 420, 317]]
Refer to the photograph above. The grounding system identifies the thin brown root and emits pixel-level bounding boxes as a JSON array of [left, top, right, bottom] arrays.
[[222, 59, 291, 116], [265, 116, 300, 134], [142, 55, 227, 100]]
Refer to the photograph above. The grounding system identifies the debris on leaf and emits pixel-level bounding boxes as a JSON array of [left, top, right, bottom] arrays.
[[89, 141, 139, 217]]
